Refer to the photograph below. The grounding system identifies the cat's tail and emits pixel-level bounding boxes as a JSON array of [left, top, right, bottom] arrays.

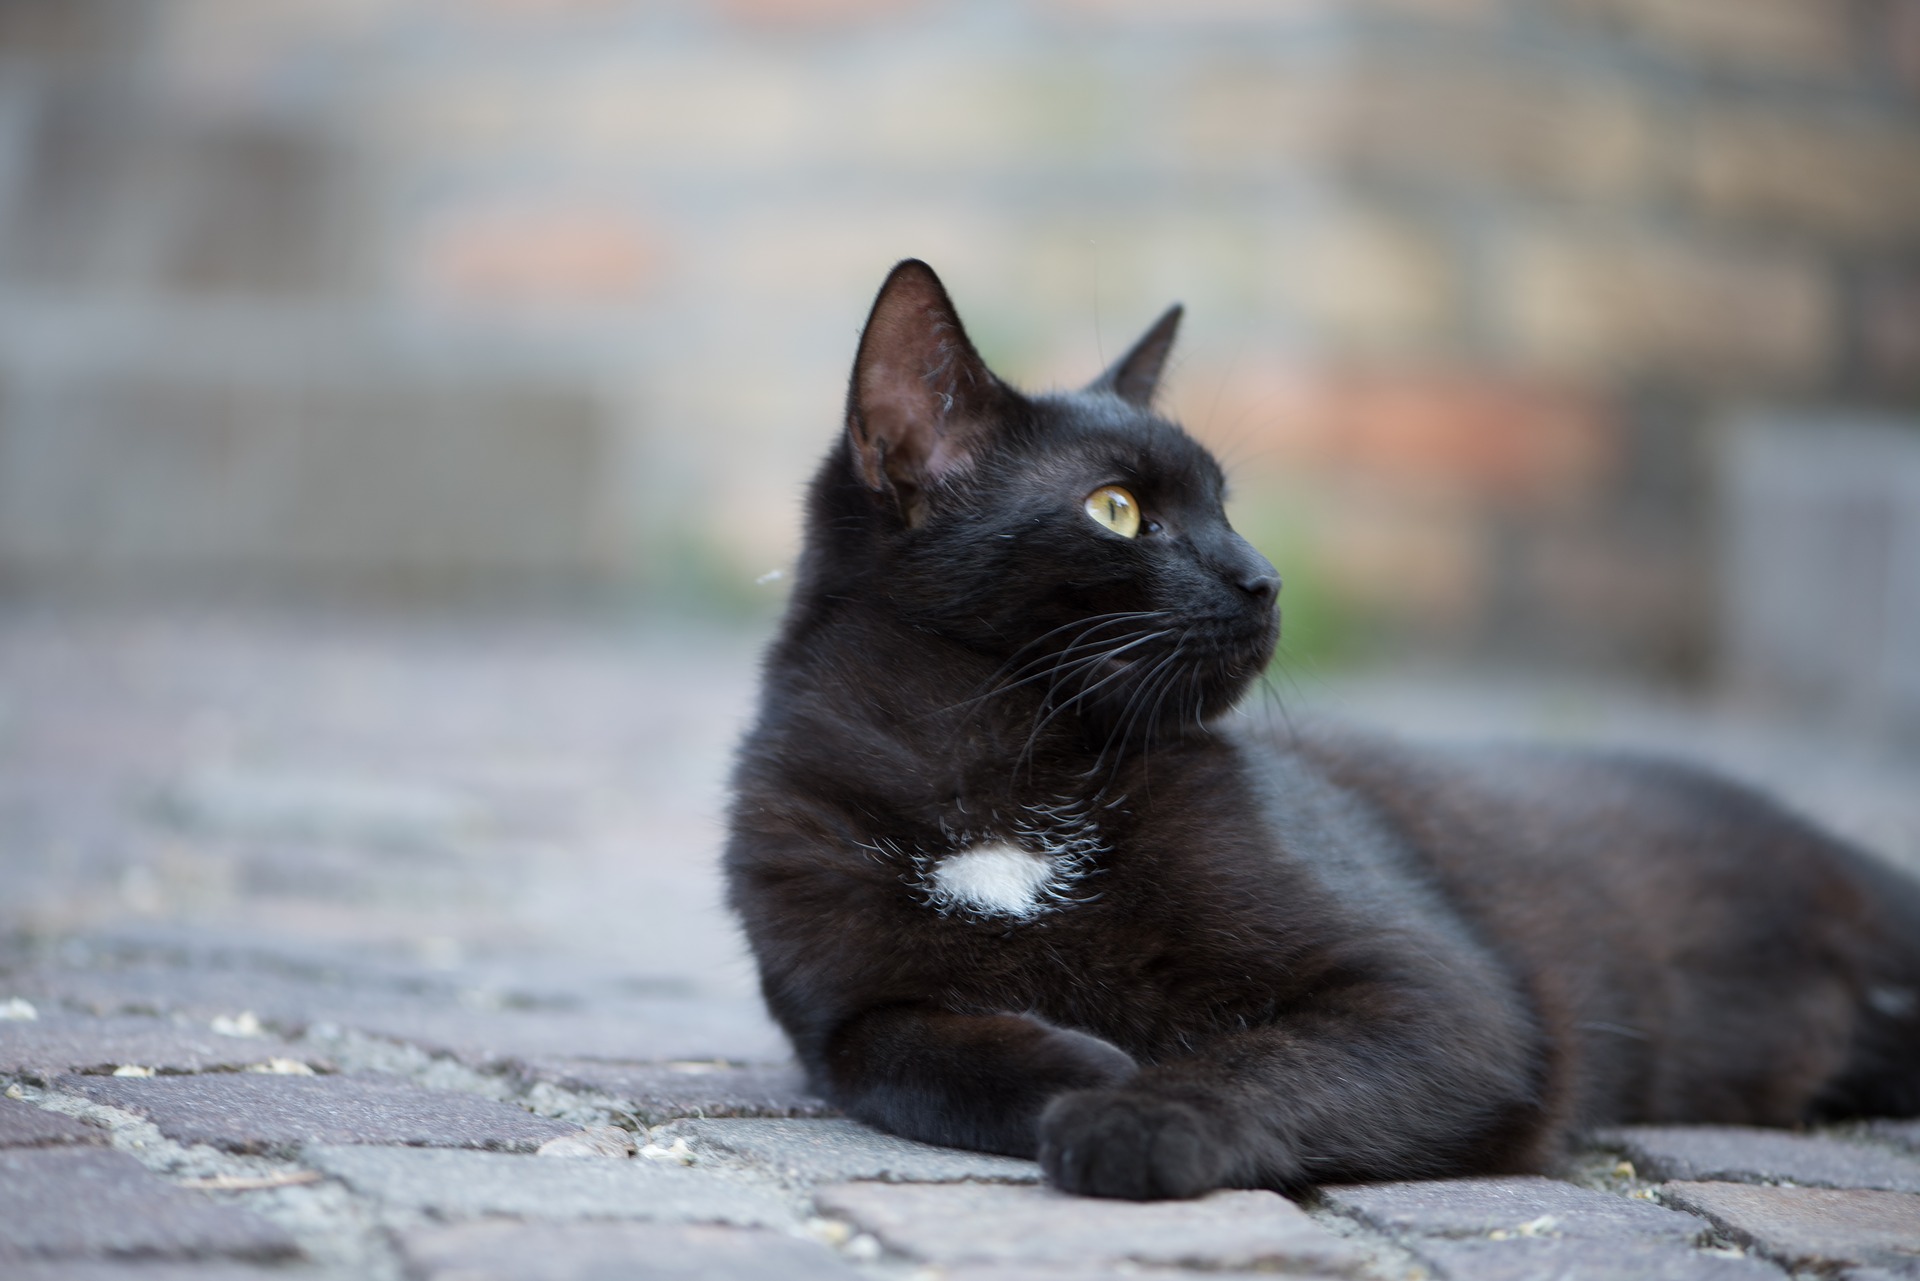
[[1816, 846, 1920, 1119]]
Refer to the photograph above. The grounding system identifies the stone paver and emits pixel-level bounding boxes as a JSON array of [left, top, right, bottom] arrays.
[[1660, 1182, 1920, 1274], [5, 1267, 328, 1281], [938, 1269, 1288, 1281], [1321, 1174, 1707, 1242], [402, 1221, 861, 1281], [523, 1060, 836, 1123], [0, 1015, 319, 1081], [1870, 1120, 1920, 1155], [338, 1001, 789, 1067], [12, 959, 431, 1025], [0, 1095, 106, 1147], [813, 1181, 1363, 1272], [1413, 1236, 1788, 1280], [304, 1145, 795, 1227], [6, 610, 1919, 1278], [10, 962, 788, 1066], [656, 1117, 1040, 1184], [0, 1147, 298, 1262], [1605, 1125, 1920, 1193], [57, 1071, 573, 1154]]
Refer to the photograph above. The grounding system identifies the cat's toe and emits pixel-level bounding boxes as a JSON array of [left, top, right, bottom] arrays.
[[1037, 1089, 1230, 1200]]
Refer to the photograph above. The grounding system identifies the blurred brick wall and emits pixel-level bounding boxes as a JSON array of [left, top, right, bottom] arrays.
[[0, 0, 1915, 680]]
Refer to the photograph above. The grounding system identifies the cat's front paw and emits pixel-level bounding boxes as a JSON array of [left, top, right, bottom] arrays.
[[1037, 1089, 1233, 1200]]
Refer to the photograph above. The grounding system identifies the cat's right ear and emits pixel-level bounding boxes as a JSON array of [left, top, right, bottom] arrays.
[[846, 260, 1006, 524], [1087, 303, 1183, 408]]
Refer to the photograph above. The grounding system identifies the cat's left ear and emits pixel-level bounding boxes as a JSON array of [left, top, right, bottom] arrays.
[[1087, 304, 1183, 408], [847, 259, 1009, 523]]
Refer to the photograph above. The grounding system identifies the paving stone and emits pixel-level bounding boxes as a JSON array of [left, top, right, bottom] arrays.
[[14, 962, 769, 1070], [656, 1117, 1040, 1185], [1320, 1174, 1706, 1242], [938, 1268, 1305, 1281], [6, 1267, 333, 1281], [57, 1071, 572, 1155], [0, 1094, 107, 1147], [812, 1181, 1364, 1272], [305, 1145, 795, 1227], [1870, 1120, 1920, 1156], [1413, 1236, 1789, 1280], [15, 954, 701, 1024], [1660, 1181, 1920, 1273], [0, 1147, 298, 1261], [0, 1014, 318, 1081], [402, 1221, 861, 1280], [339, 1001, 789, 1066], [523, 1059, 837, 1123], [12, 960, 409, 1023], [1604, 1126, 1920, 1192]]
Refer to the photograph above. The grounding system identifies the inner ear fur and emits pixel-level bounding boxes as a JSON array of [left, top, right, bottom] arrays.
[[847, 260, 1007, 520], [1088, 303, 1183, 408]]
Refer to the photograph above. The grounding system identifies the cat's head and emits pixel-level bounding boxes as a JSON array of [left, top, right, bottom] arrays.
[[808, 259, 1279, 741]]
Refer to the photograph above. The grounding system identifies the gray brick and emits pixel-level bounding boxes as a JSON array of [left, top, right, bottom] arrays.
[[5, 1267, 328, 1281], [1604, 1126, 1920, 1192], [56, 1071, 572, 1155], [1413, 1236, 1789, 1281], [0, 1015, 317, 1081], [812, 1182, 1363, 1272], [338, 1001, 789, 1067], [1870, 1120, 1920, 1156], [655, 1117, 1039, 1185], [0, 1095, 106, 1148], [1660, 1181, 1920, 1274], [0, 1148, 297, 1261], [402, 1221, 862, 1281], [938, 1268, 1301, 1281], [11, 960, 767, 1069], [1320, 1174, 1706, 1242], [522, 1060, 836, 1123], [305, 1145, 795, 1227], [10, 961, 430, 1028]]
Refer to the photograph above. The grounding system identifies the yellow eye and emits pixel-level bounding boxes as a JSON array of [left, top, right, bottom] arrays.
[[1084, 485, 1141, 538]]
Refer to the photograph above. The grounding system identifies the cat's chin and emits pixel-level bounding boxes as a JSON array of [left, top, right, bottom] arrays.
[[1070, 657, 1265, 747]]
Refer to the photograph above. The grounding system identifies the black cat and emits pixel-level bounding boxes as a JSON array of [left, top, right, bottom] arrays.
[[725, 259, 1920, 1199]]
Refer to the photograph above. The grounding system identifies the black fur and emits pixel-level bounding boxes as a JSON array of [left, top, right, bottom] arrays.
[[726, 260, 1920, 1199]]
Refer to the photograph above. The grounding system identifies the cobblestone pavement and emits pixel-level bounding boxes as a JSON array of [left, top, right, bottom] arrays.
[[3, 604, 1918, 1281]]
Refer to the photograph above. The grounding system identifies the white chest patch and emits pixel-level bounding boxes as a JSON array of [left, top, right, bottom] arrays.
[[928, 842, 1062, 921]]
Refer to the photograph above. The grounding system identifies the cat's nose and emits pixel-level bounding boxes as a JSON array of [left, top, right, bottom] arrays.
[[1238, 572, 1281, 604]]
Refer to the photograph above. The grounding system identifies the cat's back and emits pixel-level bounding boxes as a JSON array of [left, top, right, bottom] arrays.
[[1263, 725, 1908, 1126]]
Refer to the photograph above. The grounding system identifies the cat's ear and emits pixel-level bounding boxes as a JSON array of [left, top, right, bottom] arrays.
[[847, 260, 1007, 521], [1087, 303, 1183, 408]]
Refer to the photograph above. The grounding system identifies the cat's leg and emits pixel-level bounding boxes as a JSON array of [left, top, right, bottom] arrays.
[[1038, 991, 1546, 1198], [820, 1005, 1137, 1157]]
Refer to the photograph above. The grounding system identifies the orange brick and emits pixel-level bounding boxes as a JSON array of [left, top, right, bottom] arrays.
[[1186, 367, 1618, 509], [1311, 487, 1489, 632], [417, 204, 662, 306]]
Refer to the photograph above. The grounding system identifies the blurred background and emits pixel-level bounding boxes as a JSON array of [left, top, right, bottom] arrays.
[[1, 0, 1917, 957]]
